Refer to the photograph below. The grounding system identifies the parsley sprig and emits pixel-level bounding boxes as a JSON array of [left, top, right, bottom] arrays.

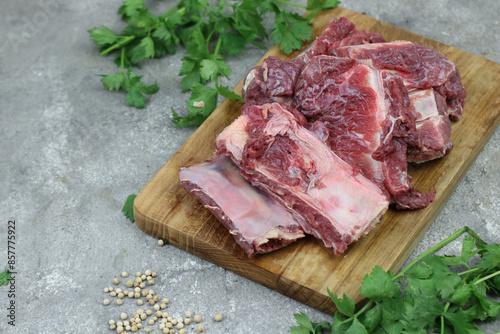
[[122, 194, 137, 223], [89, 0, 340, 125], [100, 48, 159, 109], [291, 227, 500, 334], [0, 269, 12, 286]]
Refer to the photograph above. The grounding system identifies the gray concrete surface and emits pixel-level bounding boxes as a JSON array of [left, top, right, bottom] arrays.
[[0, 0, 499, 333]]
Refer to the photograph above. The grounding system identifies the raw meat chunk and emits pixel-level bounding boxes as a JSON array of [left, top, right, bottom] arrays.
[[407, 89, 453, 163], [179, 155, 305, 258], [335, 41, 466, 120], [216, 103, 389, 255], [242, 17, 385, 107], [299, 16, 386, 62], [293, 55, 434, 209], [242, 57, 305, 106]]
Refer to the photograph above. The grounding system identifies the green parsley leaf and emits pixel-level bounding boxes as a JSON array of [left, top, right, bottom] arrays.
[[328, 289, 355, 317], [200, 59, 220, 82], [172, 83, 218, 127], [0, 270, 12, 286], [448, 283, 473, 306], [126, 86, 147, 109], [200, 59, 232, 82], [423, 255, 452, 277], [331, 312, 350, 333], [360, 266, 395, 300], [445, 311, 483, 334], [101, 73, 125, 91], [122, 194, 137, 223], [470, 281, 500, 319], [344, 317, 368, 334], [216, 85, 244, 101], [289, 325, 310, 334], [220, 33, 249, 56], [293, 313, 315, 332], [100, 64, 158, 109], [379, 317, 404, 334], [129, 36, 155, 64], [118, 0, 144, 18], [476, 243, 500, 270], [271, 11, 312, 55], [435, 273, 462, 299], [306, 0, 341, 19], [402, 294, 444, 331], [88, 26, 119, 47], [358, 303, 382, 333]]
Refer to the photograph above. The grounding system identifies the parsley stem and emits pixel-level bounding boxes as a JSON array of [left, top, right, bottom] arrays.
[[100, 35, 135, 56], [457, 267, 481, 276], [440, 301, 451, 334], [394, 227, 478, 280], [354, 300, 374, 318], [214, 35, 223, 59], [473, 269, 500, 285], [249, 40, 267, 49], [274, 0, 307, 9], [120, 47, 125, 74]]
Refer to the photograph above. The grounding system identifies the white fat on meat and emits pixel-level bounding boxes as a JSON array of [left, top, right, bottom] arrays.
[[179, 155, 305, 258]]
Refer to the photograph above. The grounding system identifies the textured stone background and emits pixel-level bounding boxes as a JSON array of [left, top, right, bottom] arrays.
[[0, 0, 499, 333]]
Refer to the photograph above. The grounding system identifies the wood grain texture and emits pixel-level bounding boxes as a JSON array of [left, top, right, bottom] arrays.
[[134, 7, 500, 314]]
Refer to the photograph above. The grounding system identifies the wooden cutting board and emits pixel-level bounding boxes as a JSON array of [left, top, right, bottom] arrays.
[[134, 7, 500, 314]]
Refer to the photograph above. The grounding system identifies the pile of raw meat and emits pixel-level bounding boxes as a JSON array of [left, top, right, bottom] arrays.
[[179, 17, 466, 258]]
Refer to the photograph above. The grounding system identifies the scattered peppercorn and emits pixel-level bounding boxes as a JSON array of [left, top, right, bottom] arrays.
[[102, 269, 224, 333]]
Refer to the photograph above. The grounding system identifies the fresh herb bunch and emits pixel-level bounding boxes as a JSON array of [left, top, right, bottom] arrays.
[[89, 0, 340, 126], [291, 227, 500, 334]]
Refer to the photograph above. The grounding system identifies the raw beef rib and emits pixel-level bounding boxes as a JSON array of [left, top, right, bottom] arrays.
[[216, 103, 389, 255], [179, 155, 305, 258], [293, 55, 435, 209]]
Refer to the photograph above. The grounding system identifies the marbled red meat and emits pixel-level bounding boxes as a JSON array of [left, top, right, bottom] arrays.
[[299, 16, 386, 62], [294, 55, 434, 209], [407, 89, 453, 163], [335, 41, 466, 120], [216, 103, 389, 254], [242, 57, 305, 106]]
